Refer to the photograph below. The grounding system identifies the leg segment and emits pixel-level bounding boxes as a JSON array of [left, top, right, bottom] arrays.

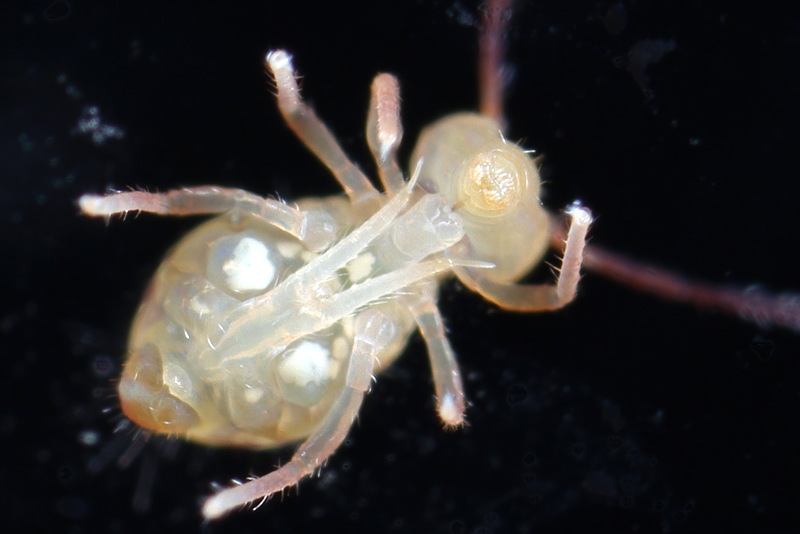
[[559, 231, 800, 333], [266, 51, 380, 208], [78, 187, 338, 252], [479, 0, 513, 126], [406, 282, 466, 427], [455, 204, 593, 311], [202, 309, 396, 520], [367, 73, 406, 196]]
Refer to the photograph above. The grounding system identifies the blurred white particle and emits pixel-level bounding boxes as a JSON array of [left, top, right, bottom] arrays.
[[78, 430, 100, 447], [74, 106, 125, 145]]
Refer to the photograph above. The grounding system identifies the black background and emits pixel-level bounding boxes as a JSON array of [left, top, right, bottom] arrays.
[[3, 1, 800, 533]]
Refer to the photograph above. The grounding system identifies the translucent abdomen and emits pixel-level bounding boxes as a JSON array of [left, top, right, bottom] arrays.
[[120, 206, 416, 449]]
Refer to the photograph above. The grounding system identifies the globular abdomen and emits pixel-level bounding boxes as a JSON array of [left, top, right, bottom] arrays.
[[119, 208, 414, 449]]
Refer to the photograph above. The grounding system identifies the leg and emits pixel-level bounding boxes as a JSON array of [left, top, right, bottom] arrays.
[[201, 309, 396, 520], [406, 282, 466, 427], [455, 204, 593, 311], [266, 51, 381, 208], [366, 73, 406, 196], [479, 0, 513, 126], [554, 228, 800, 333], [78, 186, 338, 252]]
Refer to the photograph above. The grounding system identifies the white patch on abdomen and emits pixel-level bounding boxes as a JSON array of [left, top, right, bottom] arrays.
[[276, 341, 334, 407], [222, 237, 275, 293]]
